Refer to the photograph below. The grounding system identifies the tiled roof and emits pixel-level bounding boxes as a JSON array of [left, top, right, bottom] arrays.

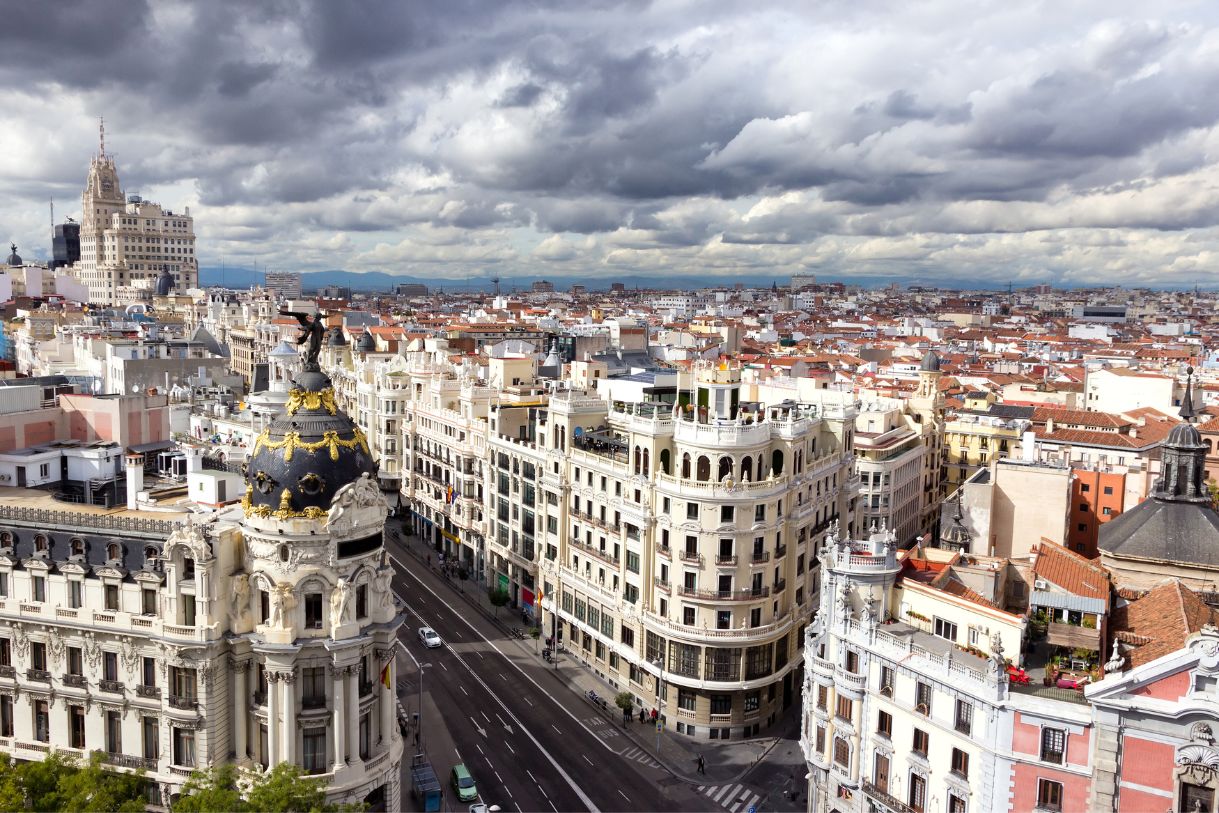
[[1031, 407, 1126, 429], [1031, 542, 1110, 602], [1109, 580, 1219, 668], [940, 578, 1000, 610]]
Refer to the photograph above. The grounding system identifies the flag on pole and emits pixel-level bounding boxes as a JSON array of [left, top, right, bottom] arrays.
[[380, 662, 392, 690]]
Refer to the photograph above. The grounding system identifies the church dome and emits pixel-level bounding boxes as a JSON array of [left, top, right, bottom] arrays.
[[1167, 420, 1204, 449], [328, 327, 348, 346], [356, 331, 376, 352], [6, 244, 21, 267], [920, 350, 941, 372], [155, 267, 175, 296], [242, 370, 376, 520]]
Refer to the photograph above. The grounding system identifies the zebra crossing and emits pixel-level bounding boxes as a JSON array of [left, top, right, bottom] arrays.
[[619, 745, 662, 769], [698, 783, 762, 813]]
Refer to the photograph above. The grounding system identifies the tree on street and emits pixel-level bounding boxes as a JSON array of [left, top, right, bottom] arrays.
[[488, 587, 510, 617]]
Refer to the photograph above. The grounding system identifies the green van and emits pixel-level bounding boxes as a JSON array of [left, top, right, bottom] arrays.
[[450, 763, 478, 803]]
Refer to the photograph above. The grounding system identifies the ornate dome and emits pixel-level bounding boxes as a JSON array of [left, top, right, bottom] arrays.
[[6, 243, 21, 267], [356, 330, 376, 352], [328, 327, 348, 346], [1167, 421, 1204, 449], [920, 350, 941, 372], [242, 369, 376, 520], [155, 267, 175, 296]]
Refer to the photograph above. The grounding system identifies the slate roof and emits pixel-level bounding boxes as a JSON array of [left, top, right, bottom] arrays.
[[1110, 580, 1219, 667], [1098, 498, 1219, 568]]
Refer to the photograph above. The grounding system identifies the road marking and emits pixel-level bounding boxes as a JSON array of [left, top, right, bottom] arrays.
[[495, 770, 504, 783], [505, 742, 515, 755], [527, 770, 538, 783], [460, 685, 469, 696], [482, 711, 491, 723], [454, 747, 461, 760], [552, 724, 562, 734], [548, 803, 557, 813], [476, 743, 484, 755], [438, 661, 448, 671], [582, 754, 593, 766], [524, 696, 533, 706], [618, 790, 630, 803], [394, 587, 601, 813], [392, 556, 618, 754]]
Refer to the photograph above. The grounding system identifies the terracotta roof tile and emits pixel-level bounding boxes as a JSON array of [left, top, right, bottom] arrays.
[[1110, 580, 1219, 667], [1031, 542, 1110, 603]]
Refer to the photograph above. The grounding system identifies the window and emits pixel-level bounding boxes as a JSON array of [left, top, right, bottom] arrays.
[[817, 685, 828, 711], [143, 588, 157, 615], [105, 583, 119, 611], [1040, 727, 1065, 764], [845, 650, 858, 674], [172, 666, 197, 701], [69, 581, 83, 609], [103, 651, 119, 682], [686, 503, 698, 520], [877, 710, 892, 738], [744, 691, 760, 713], [302, 667, 326, 708], [948, 792, 967, 813], [303, 730, 327, 774], [915, 682, 931, 714], [31, 642, 46, 671], [1078, 503, 1088, 512], [1080, 483, 1090, 492], [183, 594, 196, 626], [912, 728, 929, 756], [908, 773, 926, 813], [873, 753, 890, 793], [142, 657, 156, 688], [1102, 507, 1112, 516], [1180, 783, 1214, 813], [1036, 779, 1063, 812], [68, 646, 83, 676], [626, 551, 640, 574], [359, 712, 371, 759], [955, 699, 972, 735], [32, 576, 45, 603], [835, 696, 852, 722], [106, 709, 122, 753], [720, 505, 734, 523], [356, 584, 367, 619], [951, 747, 969, 778], [1102, 486, 1113, 495], [34, 700, 49, 742], [0, 696, 11, 737], [70, 705, 86, 748], [815, 725, 826, 754], [182, 557, 195, 580], [305, 593, 323, 628], [880, 665, 894, 695], [173, 727, 196, 767], [833, 737, 849, 768], [933, 617, 958, 642], [143, 716, 159, 761], [710, 694, 731, 715]]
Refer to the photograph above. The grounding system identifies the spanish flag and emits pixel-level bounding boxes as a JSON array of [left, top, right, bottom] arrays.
[[380, 662, 392, 690]]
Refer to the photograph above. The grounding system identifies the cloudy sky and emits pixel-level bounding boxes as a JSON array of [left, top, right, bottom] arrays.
[[3, 0, 1219, 287]]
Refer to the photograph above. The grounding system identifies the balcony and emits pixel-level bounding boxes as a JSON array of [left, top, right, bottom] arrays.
[[62, 674, 88, 689], [26, 669, 50, 682], [773, 578, 787, 593], [750, 551, 771, 564], [715, 555, 738, 566], [1046, 621, 1101, 650], [861, 780, 917, 813], [677, 586, 769, 602], [658, 546, 671, 559], [99, 679, 124, 694], [775, 544, 788, 557], [136, 685, 161, 699], [654, 578, 671, 594], [302, 695, 327, 710], [570, 537, 619, 566], [168, 695, 197, 710], [0, 665, 14, 679], [678, 551, 703, 565]]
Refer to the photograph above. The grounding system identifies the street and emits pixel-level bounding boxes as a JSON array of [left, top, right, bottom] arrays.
[[389, 540, 707, 812]]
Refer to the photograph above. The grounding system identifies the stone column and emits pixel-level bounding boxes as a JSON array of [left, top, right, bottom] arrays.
[[346, 667, 361, 767], [378, 649, 394, 749], [267, 673, 280, 765], [281, 670, 297, 764], [233, 660, 249, 763], [332, 665, 347, 771]]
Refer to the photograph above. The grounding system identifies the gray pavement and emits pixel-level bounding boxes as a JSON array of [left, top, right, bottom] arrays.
[[389, 523, 810, 812]]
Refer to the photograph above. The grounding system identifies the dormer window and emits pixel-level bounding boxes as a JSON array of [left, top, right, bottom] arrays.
[[0, 532, 12, 551], [182, 557, 195, 580], [107, 543, 121, 563], [33, 535, 48, 555], [70, 539, 85, 558]]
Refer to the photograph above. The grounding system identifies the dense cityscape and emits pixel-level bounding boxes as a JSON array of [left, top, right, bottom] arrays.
[[4, 4, 1219, 813]]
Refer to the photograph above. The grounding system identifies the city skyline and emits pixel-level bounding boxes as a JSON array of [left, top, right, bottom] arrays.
[[4, 2, 1219, 288]]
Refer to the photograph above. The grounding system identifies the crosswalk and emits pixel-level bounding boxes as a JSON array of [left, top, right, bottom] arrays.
[[619, 745, 662, 769], [698, 783, 762, 813]]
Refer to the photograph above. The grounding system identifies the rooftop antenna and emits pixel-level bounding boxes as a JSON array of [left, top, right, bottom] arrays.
[[99, 116, 106, 157]]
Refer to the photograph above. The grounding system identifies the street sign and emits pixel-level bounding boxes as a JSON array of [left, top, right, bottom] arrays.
[[656, 721, 663, 732]]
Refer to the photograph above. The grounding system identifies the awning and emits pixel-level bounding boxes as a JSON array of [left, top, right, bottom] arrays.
[[1030, 590, 1105, 615], [128, 440, 175, 454]]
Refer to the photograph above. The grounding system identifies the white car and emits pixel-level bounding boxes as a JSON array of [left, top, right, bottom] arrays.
[[418, 627, 443, 648]]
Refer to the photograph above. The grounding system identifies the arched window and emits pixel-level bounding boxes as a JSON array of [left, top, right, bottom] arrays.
[[70, 538, 86, 557], [0, 532, 13, 549], [143, 545, 159, 561], [682, 453, 691, 479], [697, 456, 711, 482], [795, 450, 803, 473], [718, 456, 733, 481], [33, 535, 48, 553], [771, 450, 784, 477], [633, 446, 641, 475], [660, 449, 671, 475], [741, 456, 753, 482], [643, 449, 650, 475], [107, 543, 121, 562]]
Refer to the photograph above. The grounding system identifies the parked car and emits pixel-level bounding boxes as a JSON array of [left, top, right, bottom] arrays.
[[451, 763, 478, 802], [418, 627, 443, 648]]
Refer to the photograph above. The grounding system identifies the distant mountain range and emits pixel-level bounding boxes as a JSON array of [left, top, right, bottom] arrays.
[[199, 266, 1015, 292]]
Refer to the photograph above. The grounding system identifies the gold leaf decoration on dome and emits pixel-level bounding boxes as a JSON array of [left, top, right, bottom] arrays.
[[285, 387, 338, 416], [252, 426, 370, 462]]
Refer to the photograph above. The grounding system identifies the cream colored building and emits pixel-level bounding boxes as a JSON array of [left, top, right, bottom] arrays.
[[72, 144, 198, 306]]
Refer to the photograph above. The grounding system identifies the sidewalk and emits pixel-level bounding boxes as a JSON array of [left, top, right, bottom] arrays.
[[387, 525, 784, 787]]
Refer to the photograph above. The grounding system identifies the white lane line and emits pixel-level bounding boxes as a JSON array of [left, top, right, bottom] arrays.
[[482, 711, 491, 723], [552, 724, 562, 735], [438, 661, 449, 671], [505, 742, 515, 755], [454, 747, 462, 761], [495, 770, 504, 783], [476, 743, 484, 755], [527, 770, 538, 783], [514, 805, 521, 812], [582, 754, 594, 766], [393, 588, 601, 813], [548, 802, 558, 812], [618, 790, 630, 803], [460, 684, 469, 696], [392, 556, 618, 754], [524, 696, 533, 706]]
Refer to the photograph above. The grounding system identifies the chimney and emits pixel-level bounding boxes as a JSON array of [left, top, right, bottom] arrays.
[[125, 453, 144, 511]]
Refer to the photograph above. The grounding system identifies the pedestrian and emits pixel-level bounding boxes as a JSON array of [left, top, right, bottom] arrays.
[[697, 755, 706, 774], [650, 708, 657, 722]]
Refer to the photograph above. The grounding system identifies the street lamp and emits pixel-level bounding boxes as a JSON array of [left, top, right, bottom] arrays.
[[398, 640, 432, 752], [652, 657, 665, 759]]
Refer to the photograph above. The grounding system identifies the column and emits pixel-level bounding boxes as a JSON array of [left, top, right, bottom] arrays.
[[332, 665, 347, 771], [233, 661, 248, 763], [281, 671, 297, 764], [378, 651, 394, 750], [346, 668, 361, 766], [267, 674, 280, 765]]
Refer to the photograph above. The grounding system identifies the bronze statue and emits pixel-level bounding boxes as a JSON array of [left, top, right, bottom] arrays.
[[281, 310, 326, 370]]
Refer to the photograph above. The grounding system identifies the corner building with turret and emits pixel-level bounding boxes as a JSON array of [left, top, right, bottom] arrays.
[[0, 361, 403, 809]]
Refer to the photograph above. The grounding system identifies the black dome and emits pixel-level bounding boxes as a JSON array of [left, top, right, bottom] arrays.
[[1167, 421, 1204, 449], [328, 327, 347, 346], [920, 350, 941, 372], [242, 370, 376, 520], [356, 331, 376, 351], [156, 268, 175, 296]]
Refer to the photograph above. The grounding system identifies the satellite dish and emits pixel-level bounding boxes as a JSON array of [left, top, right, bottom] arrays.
[[132, 384, 141, 393]]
